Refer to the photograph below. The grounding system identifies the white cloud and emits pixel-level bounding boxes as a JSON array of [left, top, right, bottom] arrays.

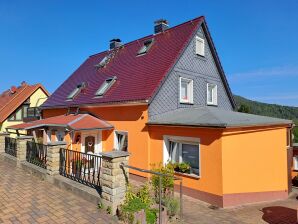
[[229, 65, 298, 81]]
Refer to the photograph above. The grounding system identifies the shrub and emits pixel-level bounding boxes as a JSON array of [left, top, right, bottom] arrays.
[[151, 163, 175, 198], [164, 197, 180, 217], [177, 162, 190, 173]]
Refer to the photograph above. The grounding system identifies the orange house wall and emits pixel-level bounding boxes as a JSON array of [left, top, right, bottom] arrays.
[[221, 126, 288, 195], [148, 125, 224, 196]]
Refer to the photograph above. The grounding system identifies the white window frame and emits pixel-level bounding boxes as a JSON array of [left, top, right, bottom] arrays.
[[179, 77, 193, 104], [293, 156, 298, 171], [207, 83, 218, 106], [195, 36, 205, 56], [95, 76, 117, 96], [114, 130, 128, 151], [46, 130, 52, 143], [55, 130, 65, 142], [163, 135, 201, 177]]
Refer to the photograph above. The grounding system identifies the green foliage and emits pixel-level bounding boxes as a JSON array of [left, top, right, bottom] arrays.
[[176, 162, 191, 173], [119, 184, 157, 224], [97, 202, 104, 209], [237, 104, 250, 113], [164, 197, 180, 217], [151, 163, 175, 197], [106, 206, 112, 214]]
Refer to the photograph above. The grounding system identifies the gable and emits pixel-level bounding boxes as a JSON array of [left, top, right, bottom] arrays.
[[149, 22, 235, 119]]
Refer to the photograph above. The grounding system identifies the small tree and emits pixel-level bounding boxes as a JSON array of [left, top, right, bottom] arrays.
[[238, 104, 250, 113]]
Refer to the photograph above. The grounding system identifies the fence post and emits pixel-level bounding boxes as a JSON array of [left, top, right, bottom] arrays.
[[0, 133, 10, 154], [16, 136, 33, 161], [47, 142, 67, 176], [100, 151, 130, 215]]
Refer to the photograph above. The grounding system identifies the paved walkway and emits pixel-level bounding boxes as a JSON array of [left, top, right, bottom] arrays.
[[0, 156, 116, 224], [1, 155, 298, 224]]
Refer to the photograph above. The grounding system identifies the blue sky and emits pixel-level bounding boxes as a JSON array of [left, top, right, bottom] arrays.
[[0, 0, 297, 106]]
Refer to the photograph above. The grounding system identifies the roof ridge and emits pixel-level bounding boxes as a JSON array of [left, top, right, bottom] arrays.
[[67, 114, 87, 126], [89, 16, 204, 58]]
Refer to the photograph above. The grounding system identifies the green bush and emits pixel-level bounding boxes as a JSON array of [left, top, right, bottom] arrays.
[[151, 163, 175, 198], [177, 162, 190, 173], [164, 197, 180, 217]]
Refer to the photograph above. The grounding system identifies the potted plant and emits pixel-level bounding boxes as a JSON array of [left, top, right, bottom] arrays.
[[173, 162, 191, 174]]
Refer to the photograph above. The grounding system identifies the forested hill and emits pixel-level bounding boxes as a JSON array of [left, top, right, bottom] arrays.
[[234, 95, 298, 123]]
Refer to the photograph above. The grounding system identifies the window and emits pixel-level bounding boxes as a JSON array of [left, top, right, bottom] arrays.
[[165, 137, 200, 176], [8, 104, 29, 121], [67, 82, 86, 100], [179, 77, 193, 104], [207, 83, 217, 105], [195, 36, 205, 56], [47, 131, 52, 143], [115, 131, 128, 151], [97, 56, 109, 68], [138, 39, 154, 55], [95, 76, 117, 96], [294, 156, 298, 170], [56, 130, 65, 142]]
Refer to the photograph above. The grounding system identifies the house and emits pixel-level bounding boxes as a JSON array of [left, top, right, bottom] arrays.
[[8, 16, 293, 207], [0, 82, 49, 136]]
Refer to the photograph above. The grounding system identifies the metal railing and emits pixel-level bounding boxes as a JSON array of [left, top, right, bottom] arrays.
[[5, 137, 17, 157], [120, 163, 183, 224], [59, 148, 102, 188], [26, 141, 47, 169]]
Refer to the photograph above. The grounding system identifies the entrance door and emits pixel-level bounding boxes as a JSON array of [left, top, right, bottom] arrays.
[[85, 136, 95, 154]]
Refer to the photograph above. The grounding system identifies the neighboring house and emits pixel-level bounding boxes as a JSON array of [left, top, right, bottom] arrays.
[[8, 16, 293, 207], [0, 82, 49, 136]]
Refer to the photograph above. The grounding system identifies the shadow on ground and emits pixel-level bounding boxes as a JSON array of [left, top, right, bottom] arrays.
[[261, 206, 297, 224]]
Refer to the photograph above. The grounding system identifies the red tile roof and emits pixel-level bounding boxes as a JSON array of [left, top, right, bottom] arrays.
[[0, 83, 49, 123], [7, 114, 113, 131], [42, 16, 205, 108]]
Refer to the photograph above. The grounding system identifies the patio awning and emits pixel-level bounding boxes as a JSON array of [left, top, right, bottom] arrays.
[[7, 114, 114, 131]]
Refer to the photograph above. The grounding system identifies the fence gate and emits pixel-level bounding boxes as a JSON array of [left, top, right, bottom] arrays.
[[26, 141, 48, 169], [5, 137, 17, 157]]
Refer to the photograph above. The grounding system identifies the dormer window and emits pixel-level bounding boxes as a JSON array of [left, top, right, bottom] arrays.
[[67, 82, 86, 100], [95, 76, 117, 96], [138, 39, 154, 55], [195, 36, 205, 56]]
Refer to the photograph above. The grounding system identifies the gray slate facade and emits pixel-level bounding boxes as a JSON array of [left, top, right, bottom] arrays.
[[149, 25, 234, 120]]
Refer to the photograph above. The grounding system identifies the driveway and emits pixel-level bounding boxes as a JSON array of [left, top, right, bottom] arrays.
[[0, 155, 116, 224]]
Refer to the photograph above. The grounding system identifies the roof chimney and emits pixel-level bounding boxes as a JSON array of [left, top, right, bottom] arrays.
[[109, 38, 122, 50], [154, 19, 169, 34], [10, 86, 17, 94]]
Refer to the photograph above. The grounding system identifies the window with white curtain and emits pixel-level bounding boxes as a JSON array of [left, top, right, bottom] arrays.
[[115, 131, 128, 151], [179, 77, 193, 104], [168, 140, 200, 176], [195, 36, 205, 56]]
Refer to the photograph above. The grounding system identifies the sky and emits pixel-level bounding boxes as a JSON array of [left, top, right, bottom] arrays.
[[0, 0, 297, 106]]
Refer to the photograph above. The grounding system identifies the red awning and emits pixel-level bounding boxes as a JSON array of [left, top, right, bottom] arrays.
[[7, 114, 113, 131]]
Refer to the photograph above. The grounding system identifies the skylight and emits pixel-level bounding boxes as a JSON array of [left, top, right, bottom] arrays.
[[95, 76, 117, 96], [98, 56, 109, 67], [137, 39, 154, 55], [67, 82, 86, 100]]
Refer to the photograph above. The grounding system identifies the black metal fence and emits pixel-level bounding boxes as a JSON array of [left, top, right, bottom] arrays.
[[59, 148, 102, 188], [26, 141, 47, 169], [5, 137, 17, 157]]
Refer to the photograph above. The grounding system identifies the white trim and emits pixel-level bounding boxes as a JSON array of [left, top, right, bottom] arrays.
[[195, 36, 205, 56], [114, 130, 128, 151], [179, 77, 193, 104], [163, 135, 201, 177], [207, 83, 218, 106]]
